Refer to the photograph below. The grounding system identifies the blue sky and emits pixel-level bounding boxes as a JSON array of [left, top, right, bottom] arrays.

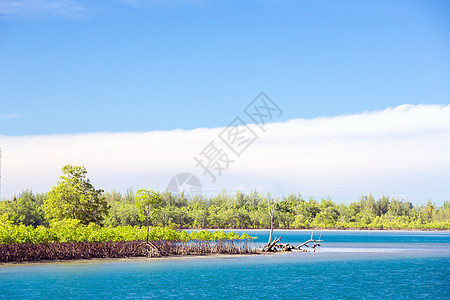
[[1, 0, 450, 204], [1, 0, 449, 135]]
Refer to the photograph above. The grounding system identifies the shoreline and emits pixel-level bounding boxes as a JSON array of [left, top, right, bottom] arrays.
[[1, 229, 448, 265], [189, 228, 449, 232], [0, 251, 265, 267], [0, 240, 256, 264]]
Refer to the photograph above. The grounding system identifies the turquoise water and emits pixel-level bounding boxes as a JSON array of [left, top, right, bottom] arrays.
[[1, 230, 449, 299]]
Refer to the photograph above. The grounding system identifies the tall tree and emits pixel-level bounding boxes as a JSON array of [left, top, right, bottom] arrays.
[[44, 165, 109, 225], [135, 189, 162, 243]]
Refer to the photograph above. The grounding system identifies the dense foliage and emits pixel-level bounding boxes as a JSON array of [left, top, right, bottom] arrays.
[[44, 165, 109, 225], [105, 189, 449, 229], [0, 216, 251, 245], [1, 189, 449, 230]]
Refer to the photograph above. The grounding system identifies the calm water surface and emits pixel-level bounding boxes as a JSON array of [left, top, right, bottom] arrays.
[[1, 230, 449, 299]]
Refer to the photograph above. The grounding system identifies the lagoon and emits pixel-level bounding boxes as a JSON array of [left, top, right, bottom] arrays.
[[1, 230, 449, 299]]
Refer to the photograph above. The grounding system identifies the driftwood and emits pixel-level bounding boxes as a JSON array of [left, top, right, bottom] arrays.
[[263, 197, 323, 253], [262, 236, 281, 252], [267, 196, 275, 246], [262, 230, 323, 253]]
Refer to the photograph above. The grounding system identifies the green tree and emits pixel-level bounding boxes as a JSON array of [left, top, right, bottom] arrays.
[[421, 199, 435, 222], [375, 195, 390, 216], [311, 198, 339, 227], [44, 165, 109, 225], [135, 189, 162, 243], [190, 203, 209, 228], [0, 190, 46, 227], [103, 189, 140, 226]]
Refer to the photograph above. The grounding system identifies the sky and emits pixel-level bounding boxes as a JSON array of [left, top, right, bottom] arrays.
[[0, 0, 449, 204]]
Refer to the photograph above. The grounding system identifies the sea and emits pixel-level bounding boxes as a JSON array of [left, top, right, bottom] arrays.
[[0, 230, 449, 299]]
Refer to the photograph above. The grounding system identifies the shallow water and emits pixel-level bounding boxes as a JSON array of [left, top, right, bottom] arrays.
[[1, 230, 449, 299]]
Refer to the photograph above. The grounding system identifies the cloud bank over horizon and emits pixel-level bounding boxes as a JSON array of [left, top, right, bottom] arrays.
[[1, 104, 450, 205]]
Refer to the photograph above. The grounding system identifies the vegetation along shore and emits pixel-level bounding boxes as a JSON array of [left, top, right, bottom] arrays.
[[0, 165, 448, 262], [0, 225, 255, 263]]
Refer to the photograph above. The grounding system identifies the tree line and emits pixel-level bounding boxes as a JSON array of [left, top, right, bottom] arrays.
[[0, 166, 449, 230], [92, 189, 450, 229]]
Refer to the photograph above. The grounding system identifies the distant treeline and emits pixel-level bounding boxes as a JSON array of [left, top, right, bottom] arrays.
[[1, 189, 449, 229]]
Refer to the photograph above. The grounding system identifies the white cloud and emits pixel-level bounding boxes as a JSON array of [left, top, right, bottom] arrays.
[[0, 0, 85, 18], [1, 104, 449, 205]]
